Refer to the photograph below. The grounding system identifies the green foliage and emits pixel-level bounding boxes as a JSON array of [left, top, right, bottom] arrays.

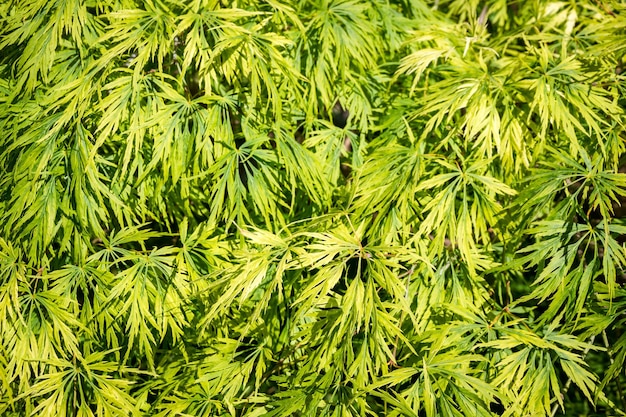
[[1, 0, 626, 415]]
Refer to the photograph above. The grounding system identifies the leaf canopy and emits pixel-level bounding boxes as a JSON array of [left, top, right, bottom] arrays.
[[1, 0, 626, 416]]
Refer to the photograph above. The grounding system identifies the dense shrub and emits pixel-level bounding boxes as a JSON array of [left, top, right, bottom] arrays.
[[1, 0, 626, 415]]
